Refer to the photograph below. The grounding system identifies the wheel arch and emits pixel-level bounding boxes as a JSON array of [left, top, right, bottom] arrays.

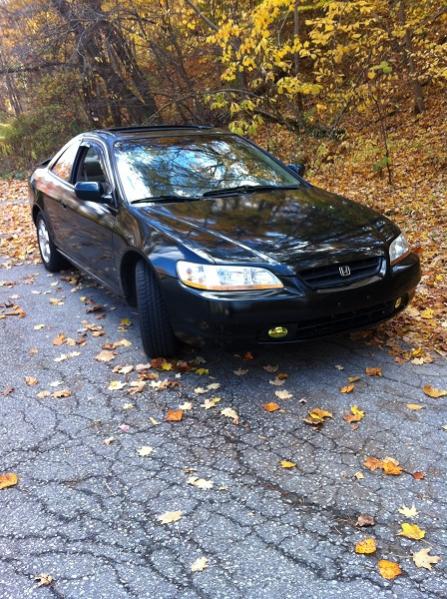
[[120, 250, 158, 307]]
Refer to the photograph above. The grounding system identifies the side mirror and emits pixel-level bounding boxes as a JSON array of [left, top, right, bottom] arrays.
[[74, 181, 103, 202], [288, 163, 305, 177]]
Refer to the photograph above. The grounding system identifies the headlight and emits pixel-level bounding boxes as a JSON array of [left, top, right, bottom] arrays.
[[389, 233, 410, 264], [176, 261, 284, 291]]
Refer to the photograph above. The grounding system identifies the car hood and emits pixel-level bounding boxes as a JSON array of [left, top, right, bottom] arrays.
[[141, 186, 398, 270]]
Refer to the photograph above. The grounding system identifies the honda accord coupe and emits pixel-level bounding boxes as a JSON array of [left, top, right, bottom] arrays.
[[29, 125, 421, 356]]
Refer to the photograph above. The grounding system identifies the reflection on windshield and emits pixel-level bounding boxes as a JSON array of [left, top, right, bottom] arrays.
[[114, 135, 299, 202]]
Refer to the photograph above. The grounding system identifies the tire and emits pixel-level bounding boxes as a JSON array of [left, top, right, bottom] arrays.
[[135, 259, 177, 357], [36, 212, 68, 272]]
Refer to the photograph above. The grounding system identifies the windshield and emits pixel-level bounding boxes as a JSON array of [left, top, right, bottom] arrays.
[[113, 134, 299, 202]]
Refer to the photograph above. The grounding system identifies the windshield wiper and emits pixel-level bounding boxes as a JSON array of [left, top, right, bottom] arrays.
[[202, 184, 299, 197], [131, 195, 200, 204]]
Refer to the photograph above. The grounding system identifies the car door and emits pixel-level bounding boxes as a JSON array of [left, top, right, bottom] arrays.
[[62, 141, 118, 287], [44, 139, 82, 251]]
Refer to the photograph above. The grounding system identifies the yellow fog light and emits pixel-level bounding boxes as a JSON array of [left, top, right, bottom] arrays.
[[268, 326, 288, 339], [394, 297, 403, 309]]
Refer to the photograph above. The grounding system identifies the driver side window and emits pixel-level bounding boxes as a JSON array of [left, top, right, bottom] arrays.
[[77, 146, 107, 184]]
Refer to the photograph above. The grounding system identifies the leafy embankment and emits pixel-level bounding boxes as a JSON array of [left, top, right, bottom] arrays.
[[0, 91, 445, 360]]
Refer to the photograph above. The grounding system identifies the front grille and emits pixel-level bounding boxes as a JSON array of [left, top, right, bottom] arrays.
[[298, 256, 382, 290]]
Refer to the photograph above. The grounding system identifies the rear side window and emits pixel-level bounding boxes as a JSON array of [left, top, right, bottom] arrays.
[[51, 142, 79, 182], [76, 146, 107, 183]]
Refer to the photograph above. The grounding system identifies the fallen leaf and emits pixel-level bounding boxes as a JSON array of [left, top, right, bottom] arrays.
[[108, 380, 126, 391], [0, 472, 18, 489], [149, 417, 159, 426], [103, 437, 115, 445], [406, 403, 425, 410], [166, 409, 184, 422], [340, 383, 355, 394], [221, 407, 239, 424], [157, 510, 182, 524], [34, 574, 54, 587], [269, 377, 285, 386], [354, 471, 365, 480], [355, 537, 377, 554], [356, 514, 375, 527], [233, 368, 248, 376], [412, 471, 425, 480], [195, 367, 208, 375], [33, 324, 45, 330], [207, 382, 220, 391], [398, 522, 425, 540], [95, 350, 116, 363], [243, 351, 254, 360], [113, 364, 134, 375], [398, 505, 418, 518], [191, 557, 208, 572], [382, 458, 403, 476], [52, 333, 66, 346], [179, 401, 193, 411], [335, 364, 344, 371], [343, 405, 365, 423], [412, 547, 441, 570], [280, 459, 296, 469], [187, 476, 213, 490], [137, 446, 153, 457], [378, 559, 402, 580], [202, 396, 220, 410], [52, 389, 71, 399], [275, 389, 293, 400], [423, 385, 447, 398], [122, 402, 134, 410], [348, 375, 361, 383], [365, 367, 382, 376], [363, 456, 383, 471], [25, 376, 38, 386], [263, 402, 280, 412], [304, 407, 332, 425], [1, 386, 14, 396], [36, 390, 50, 398], [263, 364, 279, 373]]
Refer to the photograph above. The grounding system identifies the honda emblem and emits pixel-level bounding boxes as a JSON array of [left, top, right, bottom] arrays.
[[339, 265, 351, 277]]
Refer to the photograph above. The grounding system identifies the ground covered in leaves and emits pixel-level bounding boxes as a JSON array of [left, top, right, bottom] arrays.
[[0, 264, 446, 598]]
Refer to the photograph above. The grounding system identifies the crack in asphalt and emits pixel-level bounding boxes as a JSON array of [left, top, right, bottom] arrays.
[[0, 264, 446, 599]]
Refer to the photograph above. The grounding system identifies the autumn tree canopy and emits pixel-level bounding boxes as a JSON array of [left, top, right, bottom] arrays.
[[0, 0, 445, 166]]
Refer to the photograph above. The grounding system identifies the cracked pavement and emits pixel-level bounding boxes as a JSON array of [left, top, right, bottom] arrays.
[[0, 263, 446, 599]]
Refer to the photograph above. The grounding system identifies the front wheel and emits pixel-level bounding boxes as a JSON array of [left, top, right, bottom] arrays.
[[36, 213, 68, 272], [135, 260, 177, 357]]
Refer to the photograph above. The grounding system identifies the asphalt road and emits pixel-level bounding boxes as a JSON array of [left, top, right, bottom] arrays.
[[0, 263, 446, 599]]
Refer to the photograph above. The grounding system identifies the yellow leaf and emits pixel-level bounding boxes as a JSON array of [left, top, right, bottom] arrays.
[[157, 510, 182, 524], [0, 472, 18, 489], [412, 547, 441, 570], [344, 405, 365, 423], [191, 556, 209, 572], [195, 367, 209, 375], [398, 522, 425, 540], [423, 385, 447, 398], [280, 459, 296, 469], [202, 396, 221, 409], [382, 458, 403, 476], [304, 407, 332, 425], [378, 559, 402, 580], [263, 401, 280, 412], [406, 403, 425, 410], [95, 350, 116, 363], [25, 376, 38, 386], [355, 537, 377, 554]]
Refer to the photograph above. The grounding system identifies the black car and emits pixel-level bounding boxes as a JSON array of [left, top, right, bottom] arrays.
[[29, 125, 421, 357]]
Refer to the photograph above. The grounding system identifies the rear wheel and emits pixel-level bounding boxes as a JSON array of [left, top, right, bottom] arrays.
[[36, 213, 68, 272], [135, 259, 177, 357]]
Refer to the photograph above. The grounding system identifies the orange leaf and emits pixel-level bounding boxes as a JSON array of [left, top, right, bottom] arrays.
[[343, 405, 365, 423], [365, 367, 382, 377], [340, 383, 355, 394], [382, 458, 403, 476], [166, 409, 184, 422], [378, 559, 402, 580], [0, 472, 18, 489], [263, 402, 280, 412], [363, 456, 383, 471], [412, 471, 425, 480]]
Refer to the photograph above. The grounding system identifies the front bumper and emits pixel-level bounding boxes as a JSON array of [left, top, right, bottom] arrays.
[[162, 253, 421, 345]]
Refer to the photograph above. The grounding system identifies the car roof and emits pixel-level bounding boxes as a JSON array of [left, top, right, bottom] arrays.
[[90, 124, 226, 142]]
